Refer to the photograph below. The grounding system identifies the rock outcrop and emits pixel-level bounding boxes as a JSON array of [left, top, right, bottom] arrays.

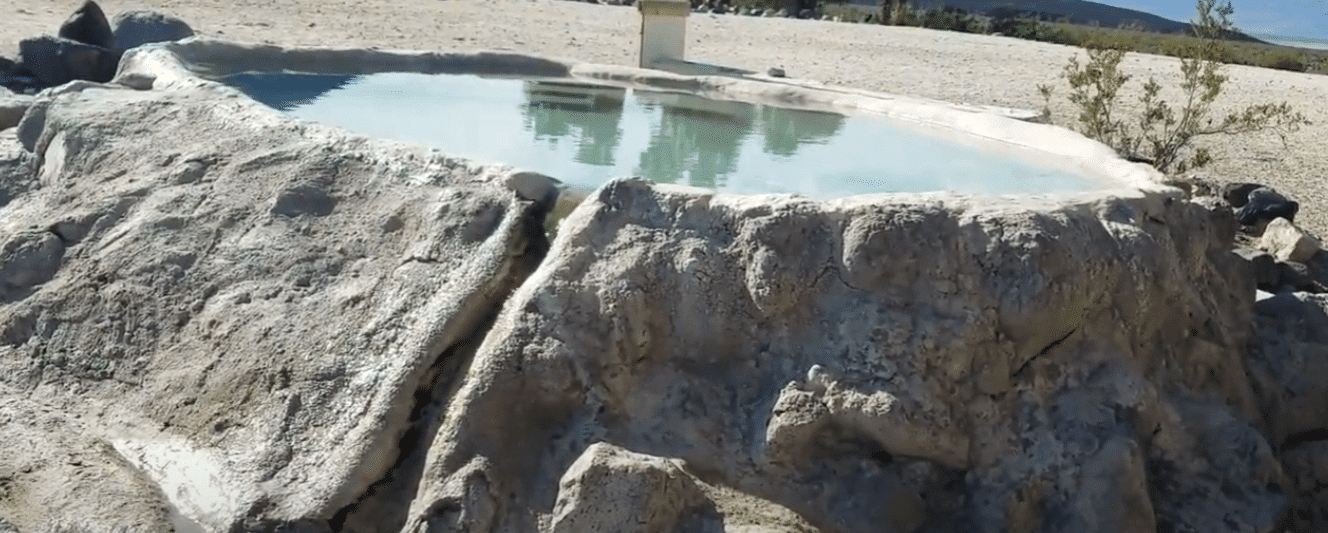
[[3, 38, 1326, 533], [0, 79, 554, 530], [17, 35, 119, 87], [110, 10, 197, 52], [2, 4, 193, 94], [402, 178, 1280, 533], [57, 0, 114, 49], [1250, 292, 1328, 532]]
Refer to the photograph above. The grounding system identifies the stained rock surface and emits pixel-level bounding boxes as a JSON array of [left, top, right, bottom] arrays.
[[0, 385, 185, 533], [402, 178, 1284, 533], [0, 80, 553, 531]]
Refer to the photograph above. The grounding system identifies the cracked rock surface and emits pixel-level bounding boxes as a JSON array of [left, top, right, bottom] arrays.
[[403, 178, 1283, 533]]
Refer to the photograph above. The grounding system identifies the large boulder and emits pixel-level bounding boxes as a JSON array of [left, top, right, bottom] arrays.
[[1235, 248, 1280, 291], [1237, 186, 1299, 228], [17, 35, 119, 87], [57, 0, 114, 49], [1221, 181, 1264, 208], [0, 80, 555, 530], [549, 442, 721, 533], [403, 178, 1279, 533], [111, 11, 196, 52], [1259, 217, 1322, 263]]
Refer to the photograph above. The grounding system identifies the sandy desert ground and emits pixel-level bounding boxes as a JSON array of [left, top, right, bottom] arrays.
[[5, 0, 1327, 234]]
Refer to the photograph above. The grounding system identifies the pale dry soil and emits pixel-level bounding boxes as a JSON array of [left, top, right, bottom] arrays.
[[5, 0, 1327, 233]]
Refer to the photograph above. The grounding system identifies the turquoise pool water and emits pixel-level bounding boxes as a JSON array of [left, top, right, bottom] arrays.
[[221, 72, 1101, 197]]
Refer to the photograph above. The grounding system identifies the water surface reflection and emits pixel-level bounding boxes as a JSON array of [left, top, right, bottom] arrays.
[[218, 72, 1097, 197]]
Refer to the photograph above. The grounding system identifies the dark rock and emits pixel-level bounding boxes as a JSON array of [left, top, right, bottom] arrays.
[[0, 58, 42, 94], [1234, 245, 1327, 293], [1276, 261, 1321, 293], [1281, 441, 1328, 533], [110, 10, 196, 51], [1222, 182, 1264, 208], [58, 0, 114, 49], [1235, 248, 1279, 291], [0, 76, 42, 95], [17, 36, 120, 87], [767, 67, 787, 78], [1303, 252, 1328, 291], [270, 183, 337, 218], [0, 57, 41, 94], [1237, 187, 1299, 227]]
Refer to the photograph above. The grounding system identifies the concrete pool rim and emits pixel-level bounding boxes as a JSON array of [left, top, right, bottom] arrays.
[[114, 37, 1173, 201]]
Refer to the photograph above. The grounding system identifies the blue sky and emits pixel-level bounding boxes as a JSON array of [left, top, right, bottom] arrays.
[[1100, 0, 1328, 48]]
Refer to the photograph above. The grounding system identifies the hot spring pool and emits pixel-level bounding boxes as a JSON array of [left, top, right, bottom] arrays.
[[219, 72, 1101, 197]]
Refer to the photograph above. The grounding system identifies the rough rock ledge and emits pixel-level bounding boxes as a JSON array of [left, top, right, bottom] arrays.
[[0, 48, 1324, 533]]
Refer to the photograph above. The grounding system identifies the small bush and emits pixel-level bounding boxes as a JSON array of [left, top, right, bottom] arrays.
[[1259, 51, 1307, 72], [876, 3, 991, 34], [731, 0, 782, 13], [1042, 0, 1307, 173], [991, 18, 1071, 43]]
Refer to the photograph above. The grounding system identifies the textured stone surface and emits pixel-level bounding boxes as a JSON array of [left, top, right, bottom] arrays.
[[403, 178, 1277, 533], [1250, 293, 1328, 448], [0, 387, 178, 533], [110, 10, 195, 52], [17, 35, 118, 87], [0, 81, 554, 530], [0, 93, 33, 131], [0, 132, 35, 209], [1283, 440, 1328, 532], [1260, 217, 1322, 263], [2, 39, 1323, 532], [549, 442, 720, 533]]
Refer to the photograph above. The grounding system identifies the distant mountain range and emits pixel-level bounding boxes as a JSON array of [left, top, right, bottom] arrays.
[[848, 0, 1269, 43]]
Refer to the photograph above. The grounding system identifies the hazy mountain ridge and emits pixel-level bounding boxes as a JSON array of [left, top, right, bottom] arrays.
[[851, 0, 1269, 43]]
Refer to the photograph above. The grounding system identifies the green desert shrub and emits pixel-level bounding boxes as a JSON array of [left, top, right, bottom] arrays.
[[731, 0, 780, 12], [878, 2, 988, 34], [991, 17, 1071, 43], [879, 0, 918, 26], [1040, 0, 1307, 173], [1258, 50, 1308, 72]]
